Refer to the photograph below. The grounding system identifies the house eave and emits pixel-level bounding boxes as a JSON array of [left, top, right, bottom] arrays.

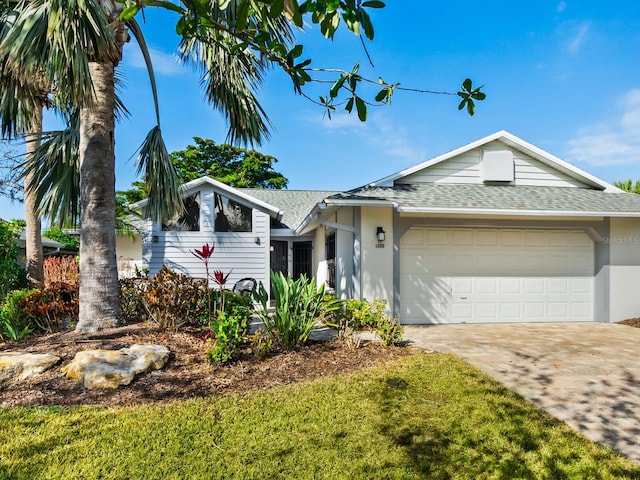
[[397, 207, 640, 218]]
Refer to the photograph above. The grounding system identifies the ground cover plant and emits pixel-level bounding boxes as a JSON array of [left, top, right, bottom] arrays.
[[0, 354, 636, 479]]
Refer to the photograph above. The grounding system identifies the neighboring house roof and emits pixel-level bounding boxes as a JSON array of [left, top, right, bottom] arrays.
[[237, 189, 337, 231], [324, 184, 640, 217], [368, 130, 620, 192], [16, 230, 78, 255], [132, 176, 284, 221]]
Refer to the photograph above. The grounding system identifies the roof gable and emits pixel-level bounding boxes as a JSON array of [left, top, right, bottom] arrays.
[[369, 131, 619, 192], [132, 176, 283, 220]]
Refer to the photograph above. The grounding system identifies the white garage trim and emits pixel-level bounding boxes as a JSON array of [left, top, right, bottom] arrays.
[[400, 227, 594, 324]]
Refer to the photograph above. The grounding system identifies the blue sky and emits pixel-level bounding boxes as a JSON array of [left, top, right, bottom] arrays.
[[3, 0, 640, 220]]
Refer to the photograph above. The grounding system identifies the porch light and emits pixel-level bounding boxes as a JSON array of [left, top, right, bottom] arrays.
[[376, 227, 386, 242]]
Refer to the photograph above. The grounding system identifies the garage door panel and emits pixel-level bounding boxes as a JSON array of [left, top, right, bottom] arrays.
[[548, 302, 569, 318], [476, 278, 498, 294], [451, 303, 472, 321], [571, 302, 592, 318], [452, 229, 473, 245], [524, 278, 545, 294], [425, 228, 448, 245], [500, 303, 521, 318], [524, 302, 545, 319], [571, 278, 592, 294], [476, 303, 498, 319], [451, 278, 473, 294], [500, 278, 522, 294], [548, 278, 569, 294], [400, 227, 594, 324]]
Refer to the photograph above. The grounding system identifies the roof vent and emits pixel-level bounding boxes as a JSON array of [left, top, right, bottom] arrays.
[[482, 150, 514, 183]]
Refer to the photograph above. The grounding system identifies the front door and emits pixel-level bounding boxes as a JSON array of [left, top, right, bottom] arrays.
[[293, 241, 313, 280], [270, 241, 288, 277]]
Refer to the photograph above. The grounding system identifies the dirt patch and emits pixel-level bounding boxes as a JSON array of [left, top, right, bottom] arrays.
[[0, 324, 414, 408]]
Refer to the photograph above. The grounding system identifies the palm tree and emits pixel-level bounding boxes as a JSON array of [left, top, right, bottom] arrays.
[[0, 1, 406, 334], [0, 0, 292, 333], [0, 4, 47, 288]]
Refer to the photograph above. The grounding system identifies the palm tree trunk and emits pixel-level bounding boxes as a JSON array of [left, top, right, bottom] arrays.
[[75, 61, 120, 333], [24, 104, 44, 288]]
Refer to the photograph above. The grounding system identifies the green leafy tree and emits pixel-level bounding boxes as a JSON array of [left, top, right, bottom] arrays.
[[121, 138, 288, 202], [0, 1, 485, 334], [42, 226, 79, 249], [0, 219, 26, 302], [171, 138, 288, 189]]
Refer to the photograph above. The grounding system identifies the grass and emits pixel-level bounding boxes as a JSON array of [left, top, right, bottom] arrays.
[[0, 353, 637, 479]]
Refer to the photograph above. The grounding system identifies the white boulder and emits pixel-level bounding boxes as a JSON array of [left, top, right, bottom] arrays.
[[61, 344, 170, 390], [0, 352, 61, 386]]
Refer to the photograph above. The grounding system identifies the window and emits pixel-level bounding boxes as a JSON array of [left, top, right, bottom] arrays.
[[162, 193, 200, 231], [214, 193, 252, 232]]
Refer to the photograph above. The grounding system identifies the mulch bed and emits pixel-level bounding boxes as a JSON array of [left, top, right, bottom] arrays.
[[617, 318, 640, 328], [0, 324, 414, 408]]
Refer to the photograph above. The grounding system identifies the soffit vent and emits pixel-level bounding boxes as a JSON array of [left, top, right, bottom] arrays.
[[482, 150, 514, 183]]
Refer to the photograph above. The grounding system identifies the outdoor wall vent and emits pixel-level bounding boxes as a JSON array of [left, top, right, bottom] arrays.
[[482, 149, 514, 183]]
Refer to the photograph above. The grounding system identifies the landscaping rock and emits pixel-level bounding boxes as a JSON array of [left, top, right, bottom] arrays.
[[61, 344, 170, 390], [0, 352, 61, 386]]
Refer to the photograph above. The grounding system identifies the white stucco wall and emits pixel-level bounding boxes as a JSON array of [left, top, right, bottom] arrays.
[[116, 234, 142, 261], [360, 206, 393, 309], [314, 226, 328, 286], [609, 218, 640, 322], [336, 207, 354, 299]]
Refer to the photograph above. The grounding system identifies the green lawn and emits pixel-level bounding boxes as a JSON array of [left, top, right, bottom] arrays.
[[0, 353, 637, 479]]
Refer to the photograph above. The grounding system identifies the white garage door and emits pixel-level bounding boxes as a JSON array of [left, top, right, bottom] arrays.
[[400, 227, 594, 324]]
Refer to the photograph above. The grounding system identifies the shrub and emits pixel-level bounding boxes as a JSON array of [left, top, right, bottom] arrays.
[[253, 271, 326, 350], [0, 289, 38, 340], [205, 310, 248, 365], [18, 283, 79, 333], [343, 298, 387, 329], [250, 328, 272, 359], [139, 266, 209, 331], [119, 278, 147, 323], [376, 315, 404, 346], [0, 221, 26, 303], [328, 298, 404, 348], [43, 256, 79, 287]]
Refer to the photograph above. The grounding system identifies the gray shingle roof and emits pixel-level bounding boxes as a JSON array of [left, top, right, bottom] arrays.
[[238, 189, 337, 229], [327, 184, 640, 215]]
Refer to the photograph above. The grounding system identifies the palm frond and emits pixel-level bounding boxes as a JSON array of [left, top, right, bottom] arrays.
[[0, 0, 117, 108], [21, 111, 80, 226], [180, 34, 272, 146], [126, 18, 160, 125], [114, 67, 131, 120], [134, 125, 182, 221], [178, 4, 295, 146], [0, 4, 46, 139]]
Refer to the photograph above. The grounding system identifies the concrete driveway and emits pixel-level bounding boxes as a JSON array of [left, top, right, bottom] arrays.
[[403, 323, 640, 463]]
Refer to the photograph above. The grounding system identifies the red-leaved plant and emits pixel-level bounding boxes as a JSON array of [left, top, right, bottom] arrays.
[[192, 243, 234, 330], [192, 243, 215, 282], [213, 269, 232, 290]]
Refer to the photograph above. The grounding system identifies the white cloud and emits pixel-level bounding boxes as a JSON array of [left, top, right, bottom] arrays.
[[311, 113, 425, 163], [125, 46, 184, 76], [567, 89, 640, 166], [556, 1, 567, 13], [565, 22, 590, 55]]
